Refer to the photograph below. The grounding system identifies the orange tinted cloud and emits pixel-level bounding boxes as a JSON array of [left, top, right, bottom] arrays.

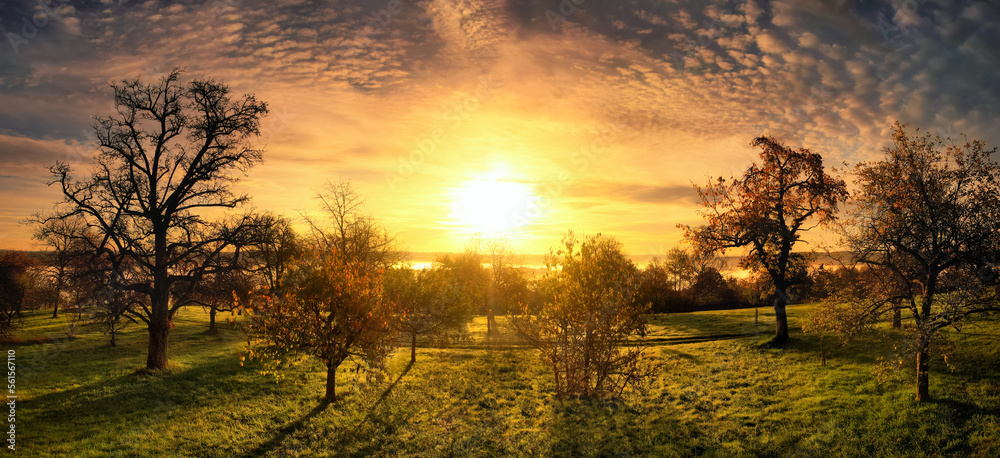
[[1, 0, 998, 256]]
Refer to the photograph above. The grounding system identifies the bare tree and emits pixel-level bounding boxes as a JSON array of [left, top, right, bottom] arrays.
[[304, 180, 402, 272], [483, 235, 521, 333], [87, 272, 142, 347], [662, 247, 698, 292], [0, 251, 34, 335], [461, 234, 522, 333], [682, 136, 848, 345], [30, 69, 271, 370], [186, 268, 257, 334], [253, 214, 300, 297], [32, 216, 88, 318]]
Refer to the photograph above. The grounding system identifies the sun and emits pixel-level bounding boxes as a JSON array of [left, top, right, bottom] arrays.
[[448, 169, 536, 235]]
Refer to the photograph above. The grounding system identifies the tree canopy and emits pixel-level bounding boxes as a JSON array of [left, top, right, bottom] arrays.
[[510, 232, 653, 398], [811, 122, 1000, 401], [683, 136, 848, 344], [31, 69, 272, 369]]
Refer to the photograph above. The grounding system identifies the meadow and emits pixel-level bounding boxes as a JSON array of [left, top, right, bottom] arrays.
[[8, 304, 999, 457]]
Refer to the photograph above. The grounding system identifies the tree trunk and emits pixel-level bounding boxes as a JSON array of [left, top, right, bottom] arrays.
[[773, 289, 789, 344], [892, 306, 901, 329], [553, 362, 561, 396], [208, 308, 217, 334], [52, 274, 63, 319], [325, 362, 337, 402], [410, 333, 417, 363], [147, 320, 169, 369], [487, 307, 493, 334], [146, 286, 171, 369], [915, 285, 935, 402], [147, 226, 170, 370], [916, 340, 930, 402]]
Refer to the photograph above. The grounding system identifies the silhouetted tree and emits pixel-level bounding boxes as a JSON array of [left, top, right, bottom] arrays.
[[0, 251, 34, 334], [187, 268, 257, 334], [482, 235, 522, 333], [736, 270, 772, 324], [31, 69, 271, 370], [304, 180, 403, 272], [662, 247, 703, 292], [638, 258, 675, 313], [682, 136, 847, 345], [254, 214, 300, 297], [88, 280, 141, 347], [435, 250, 490, 325], [32, 217, 88, 318], [691, 267, 738, 309]]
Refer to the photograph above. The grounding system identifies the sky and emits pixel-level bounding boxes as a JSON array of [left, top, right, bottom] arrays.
[[1, 0, 998, 257]]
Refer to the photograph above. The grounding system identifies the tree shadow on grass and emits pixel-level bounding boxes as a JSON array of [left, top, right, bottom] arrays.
[[21, 352, 261, 455], [25, 352, 245, 421], [933, 397, 1000, 421], [241, 401, 331, 458], [548, 397, 695, 457], [646, 309, 775, 341], [774, 329, 960, 370], [369, 360, 413, 412], [248, 361, 417, 457]]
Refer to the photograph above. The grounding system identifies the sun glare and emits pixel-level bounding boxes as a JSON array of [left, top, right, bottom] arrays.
[[448, 169, 536, 235]]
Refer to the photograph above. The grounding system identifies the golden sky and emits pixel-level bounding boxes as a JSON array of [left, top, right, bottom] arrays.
[[1, 0, 998, 256]]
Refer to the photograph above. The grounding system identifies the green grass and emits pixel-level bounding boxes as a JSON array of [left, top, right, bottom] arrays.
[[7, 304, 999, 456]]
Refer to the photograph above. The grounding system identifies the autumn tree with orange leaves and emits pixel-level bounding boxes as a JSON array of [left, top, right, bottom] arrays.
[[241, 182, 400, 403], [682, 136, 848, 345], [808, 122, 1000, 402], [241, 247, 396, 403]]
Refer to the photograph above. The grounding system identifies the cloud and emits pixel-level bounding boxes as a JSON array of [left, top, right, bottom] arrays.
[[0, 0, 997, 255], [565, 182, 697, 205], [755, 31, 789, 54]]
